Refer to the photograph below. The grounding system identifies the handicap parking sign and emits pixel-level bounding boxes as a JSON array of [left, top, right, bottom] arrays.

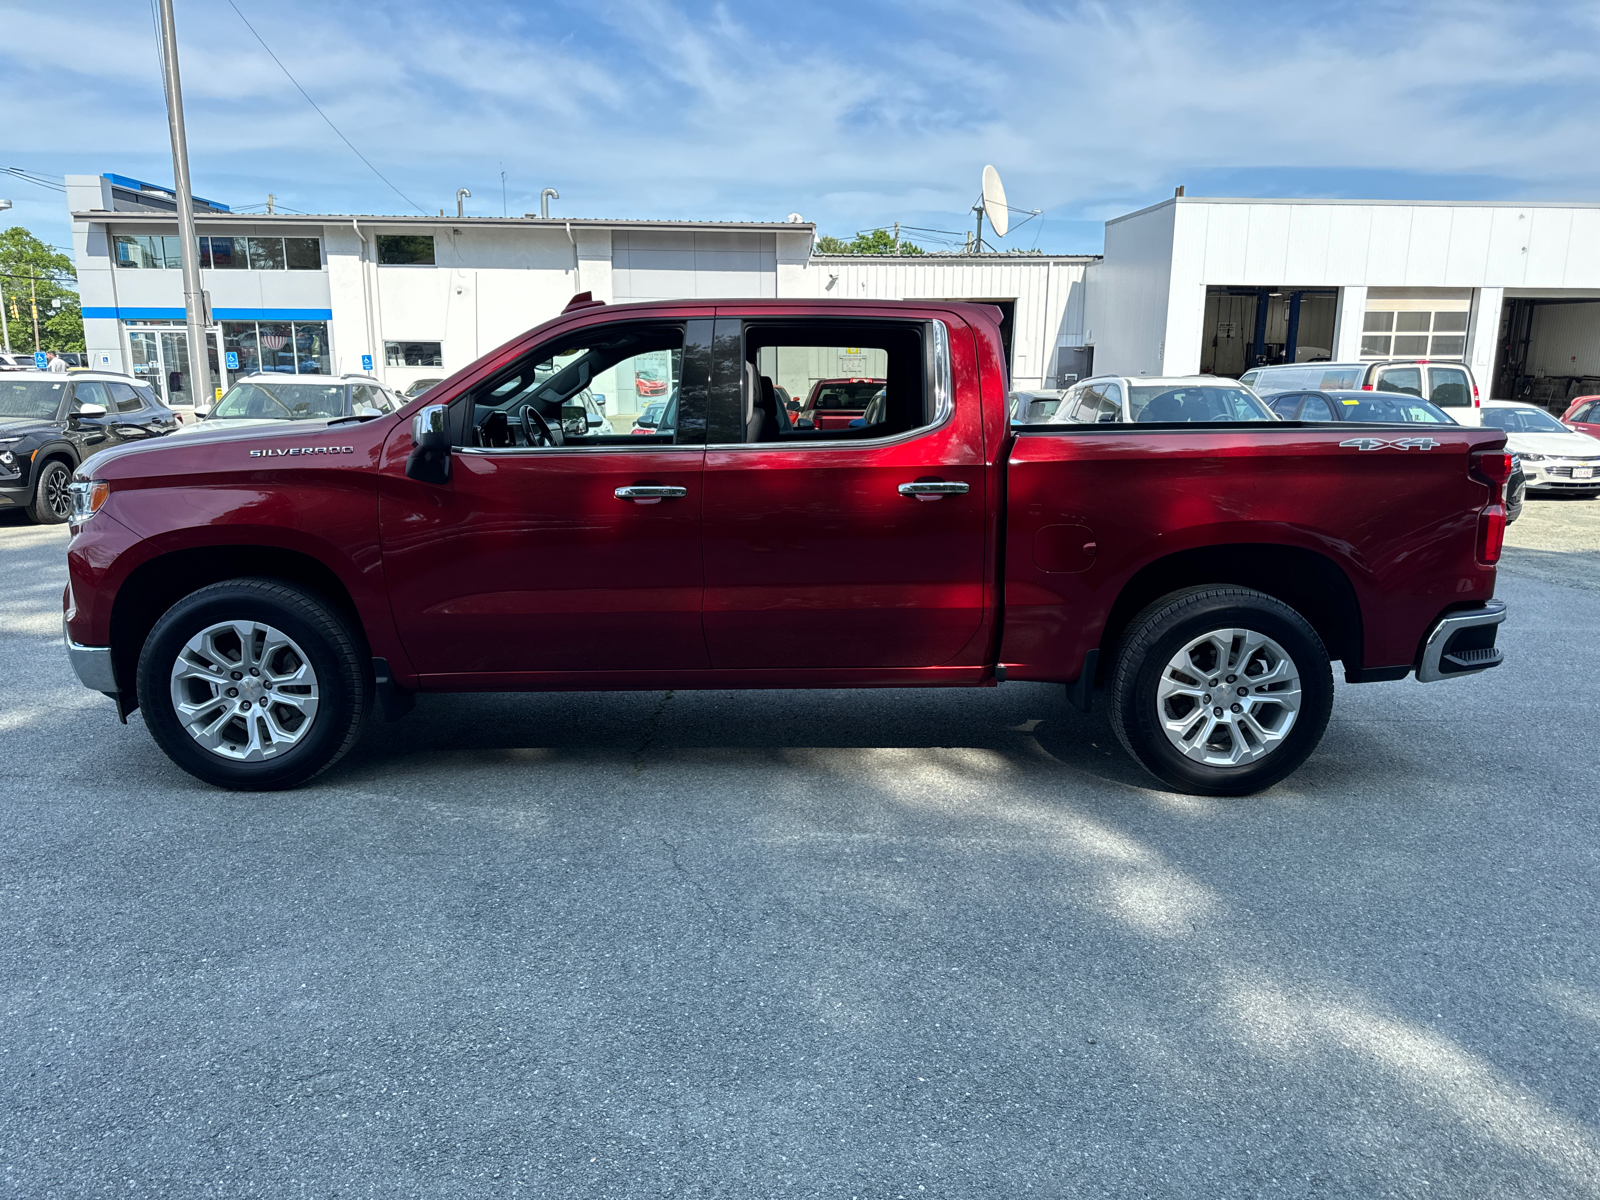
[[361, 354, 373, 371], [225, 351, 239, 370], [34, 351, 47, 370]]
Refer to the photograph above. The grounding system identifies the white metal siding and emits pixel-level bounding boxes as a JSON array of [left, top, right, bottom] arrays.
[[795, 255, 1092, 389], [612, 230, 776, 301]]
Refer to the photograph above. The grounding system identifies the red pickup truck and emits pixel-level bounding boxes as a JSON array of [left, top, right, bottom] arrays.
[[62, 298, 1510, 796]]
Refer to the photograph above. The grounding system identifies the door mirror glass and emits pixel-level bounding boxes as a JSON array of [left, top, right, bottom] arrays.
[[560, 404, 589, 437]]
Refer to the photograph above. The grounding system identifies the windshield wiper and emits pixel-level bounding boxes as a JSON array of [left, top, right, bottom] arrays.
[[326, 412, 386, 426]]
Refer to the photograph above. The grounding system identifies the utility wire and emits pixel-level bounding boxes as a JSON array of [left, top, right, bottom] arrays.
[[3, 167, 67, 193], [221, 0, 428, 215]]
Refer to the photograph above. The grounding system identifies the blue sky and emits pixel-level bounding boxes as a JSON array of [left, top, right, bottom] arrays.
[[4, 0, 1599, 257]]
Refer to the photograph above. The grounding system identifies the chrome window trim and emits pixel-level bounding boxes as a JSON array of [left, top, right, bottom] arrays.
[[706, 318, 953, 454], [457, 442, 705, 457]]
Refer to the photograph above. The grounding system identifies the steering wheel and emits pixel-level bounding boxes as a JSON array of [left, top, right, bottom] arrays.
[[521, 404, 563, 447]]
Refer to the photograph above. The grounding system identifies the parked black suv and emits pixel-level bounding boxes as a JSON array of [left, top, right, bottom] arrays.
[[0, 372, 177, 523]]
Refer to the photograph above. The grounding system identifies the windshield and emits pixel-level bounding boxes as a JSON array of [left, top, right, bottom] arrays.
[[807, 381, 885, 410], [1333, 395, 1455, 424], [1247, 365, 1364, 395], [1128, 385, 1276, 422], [0, 379, 67, 419], [1480, 407, 1571, 435], [212, 381, 346, 420]]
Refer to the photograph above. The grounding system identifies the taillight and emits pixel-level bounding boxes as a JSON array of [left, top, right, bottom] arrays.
[[1361, 383, 1374, 391], [1477, 507, 1505, 564], [1472, 450, 1513, 487], [1472, 381, 1480, 406]]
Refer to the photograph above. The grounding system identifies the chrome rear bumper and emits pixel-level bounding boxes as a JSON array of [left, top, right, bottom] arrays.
[[1417, 600, 1507, 683]]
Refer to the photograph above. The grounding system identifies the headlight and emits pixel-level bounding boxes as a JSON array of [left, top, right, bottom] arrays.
[[67, 479, 109, 523], [1520, 453, 1546, 462]]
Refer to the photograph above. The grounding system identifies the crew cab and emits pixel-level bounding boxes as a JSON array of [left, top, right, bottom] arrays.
[[61, 298, 1511, 796]]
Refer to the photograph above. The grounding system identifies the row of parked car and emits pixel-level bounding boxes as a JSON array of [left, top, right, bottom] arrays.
[[1013, 355, 1600, 516]]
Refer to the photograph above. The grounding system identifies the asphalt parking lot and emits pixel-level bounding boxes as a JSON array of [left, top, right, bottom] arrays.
[[3, 500, 1598, 1199]]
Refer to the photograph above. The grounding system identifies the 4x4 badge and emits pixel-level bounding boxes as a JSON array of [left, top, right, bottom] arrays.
[[1340, 437, 1440, 451]]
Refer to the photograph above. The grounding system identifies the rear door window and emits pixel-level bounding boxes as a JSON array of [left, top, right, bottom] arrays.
[[1374, 367, 1423, 397], [1426, 366, 1472, 409], [107, 382, 144, 413], [742, 321, 931, 443]]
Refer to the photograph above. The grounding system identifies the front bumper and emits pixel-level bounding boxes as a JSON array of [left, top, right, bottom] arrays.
[[1416, 600, 1507, 683], [65, 618, 117, 694]]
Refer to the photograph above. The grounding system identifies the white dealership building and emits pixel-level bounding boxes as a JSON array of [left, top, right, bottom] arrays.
[[67, 174, 1600, 415]]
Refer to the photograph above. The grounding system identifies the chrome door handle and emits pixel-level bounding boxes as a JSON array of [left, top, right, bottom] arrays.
[[615, 485, 688, 501], [898, 481, 970, 498]]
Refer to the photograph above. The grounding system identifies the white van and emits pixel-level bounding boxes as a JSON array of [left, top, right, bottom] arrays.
[[1239, 359, 1482, 426]]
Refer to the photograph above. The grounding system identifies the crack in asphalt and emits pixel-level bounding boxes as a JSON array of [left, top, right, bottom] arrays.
[[660, 836, 721, 922], [631, 689, 675, 772]]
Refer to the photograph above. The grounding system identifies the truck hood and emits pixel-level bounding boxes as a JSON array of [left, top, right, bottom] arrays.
[[170, 417, 306, 436], [81, 414, 389, 478]]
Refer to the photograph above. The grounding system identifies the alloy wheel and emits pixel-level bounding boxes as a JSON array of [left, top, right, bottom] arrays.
[[168, 620, 321, 761], [1154, 627, 1302, 766]]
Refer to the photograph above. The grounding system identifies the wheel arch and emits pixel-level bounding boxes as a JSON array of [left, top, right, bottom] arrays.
[[109, 545, 367, 711], [1097, 543, 1363, 680]]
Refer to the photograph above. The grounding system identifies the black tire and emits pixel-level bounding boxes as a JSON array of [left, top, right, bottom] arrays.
[[136, 578, 370, 790], [29, 458, 73, 524], [1109, 586, 1333, 796]]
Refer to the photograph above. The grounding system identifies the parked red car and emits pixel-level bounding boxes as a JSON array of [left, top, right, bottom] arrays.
[[634, 368, 668, 397], [63, 298, 1510, 797], [798, 377, 887, 430], [1561, 395, 1600, 439]]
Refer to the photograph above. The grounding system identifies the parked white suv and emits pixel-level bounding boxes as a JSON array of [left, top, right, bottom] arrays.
[[1240, 359, 1482, 425], [1025, 374, 1276, 424]]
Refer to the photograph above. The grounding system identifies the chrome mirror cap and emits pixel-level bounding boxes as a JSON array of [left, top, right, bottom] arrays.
[[412, 403, 449, 444]]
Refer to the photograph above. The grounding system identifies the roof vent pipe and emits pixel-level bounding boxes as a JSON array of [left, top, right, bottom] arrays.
[[456, 188, 471, 217], [541, 188, 559, 219]]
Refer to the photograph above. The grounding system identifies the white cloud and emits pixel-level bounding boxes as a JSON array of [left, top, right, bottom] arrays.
[[2, 0, 1597, 248]]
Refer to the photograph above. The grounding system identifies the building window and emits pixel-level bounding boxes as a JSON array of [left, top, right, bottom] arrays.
[[377, 235, 435, 265], [116, 234, 322, 271], [222, 320, 331, 376], [284, 237, 321, 269], [114, 234, 183, 269], [1362, 306, 1471, 359], [386, 341, 443, 367]]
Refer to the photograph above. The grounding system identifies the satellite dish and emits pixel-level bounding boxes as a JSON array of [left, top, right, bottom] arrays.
[[982, 165, 1009, 238]]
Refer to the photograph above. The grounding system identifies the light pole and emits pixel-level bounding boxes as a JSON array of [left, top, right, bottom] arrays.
[[154, 0, 212, 410], [0, 199, 11, 353]]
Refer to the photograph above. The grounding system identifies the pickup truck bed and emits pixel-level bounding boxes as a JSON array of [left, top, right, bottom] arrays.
[[62, 298, 1509, 796]]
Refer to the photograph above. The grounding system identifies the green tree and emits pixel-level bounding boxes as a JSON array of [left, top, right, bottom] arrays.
[[0, 225, 83, 354], [815, 228, 924, 256]]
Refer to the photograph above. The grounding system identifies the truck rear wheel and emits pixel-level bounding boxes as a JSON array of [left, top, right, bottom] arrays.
[[1109, 586, 1333, 796], [136, 579, 370, 790]]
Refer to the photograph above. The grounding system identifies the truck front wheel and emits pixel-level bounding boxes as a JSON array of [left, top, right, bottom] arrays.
[[136, 579, 370, 790], [1109, 586, 1333, 796]]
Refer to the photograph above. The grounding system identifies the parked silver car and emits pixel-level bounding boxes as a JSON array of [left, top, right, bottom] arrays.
[[1025, 374, 1276, 424]]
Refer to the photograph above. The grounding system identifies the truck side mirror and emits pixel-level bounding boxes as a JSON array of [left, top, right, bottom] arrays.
[[406, 403, 452, 485]]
